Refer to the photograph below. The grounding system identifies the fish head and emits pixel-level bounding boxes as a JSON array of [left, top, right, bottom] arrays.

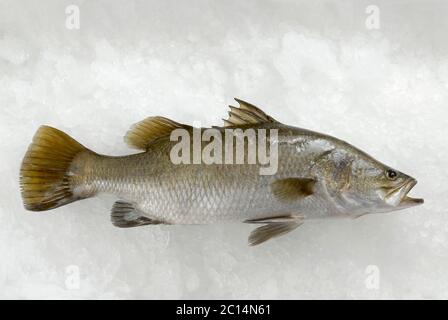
[[371, 167, 424, 211], [314, 147, 423, 214], [337, 152, 424, 213]]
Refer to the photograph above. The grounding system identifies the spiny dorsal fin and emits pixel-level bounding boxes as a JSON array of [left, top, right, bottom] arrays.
[[223, 98, 279, 127], [111, 201, 164, 228], [125, 116, 191, 150]]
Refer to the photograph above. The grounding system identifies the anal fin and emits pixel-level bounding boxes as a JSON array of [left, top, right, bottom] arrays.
[[111, 201, 163, 228]]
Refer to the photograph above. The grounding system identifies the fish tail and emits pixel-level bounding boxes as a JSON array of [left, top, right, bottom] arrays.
[[20, 125, 96, 211]]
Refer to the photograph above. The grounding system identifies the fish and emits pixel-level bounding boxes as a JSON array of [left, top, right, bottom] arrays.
[[19, 98, 423, 246]]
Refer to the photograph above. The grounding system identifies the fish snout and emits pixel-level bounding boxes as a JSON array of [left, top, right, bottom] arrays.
[[398, 178, 424, 207], [382, 177, 423, 208]]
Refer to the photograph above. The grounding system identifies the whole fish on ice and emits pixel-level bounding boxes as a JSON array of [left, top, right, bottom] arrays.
[[20, 99, 423, 245]]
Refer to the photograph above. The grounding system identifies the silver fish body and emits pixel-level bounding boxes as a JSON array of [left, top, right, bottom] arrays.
[[20, 99, 423, 245], [83, 126, 350, 223]]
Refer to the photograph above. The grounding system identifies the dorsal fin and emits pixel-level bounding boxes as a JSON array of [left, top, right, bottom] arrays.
[[124, 116, 191, 150], [223, 98, 279, 127]]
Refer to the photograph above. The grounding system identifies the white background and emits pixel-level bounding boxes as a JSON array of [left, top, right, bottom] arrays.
[[0, 0, 447, 299]]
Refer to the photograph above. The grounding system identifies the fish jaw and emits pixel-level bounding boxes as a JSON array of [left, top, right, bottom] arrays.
[[398, 179, 424, 208], [384, 178, 424, 209]]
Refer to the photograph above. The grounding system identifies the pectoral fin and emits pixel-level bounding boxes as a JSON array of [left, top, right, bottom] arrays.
[[271, 178, 316, 202]]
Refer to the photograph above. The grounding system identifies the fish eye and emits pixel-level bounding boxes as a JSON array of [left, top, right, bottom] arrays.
[[386, 169, 398, 180]]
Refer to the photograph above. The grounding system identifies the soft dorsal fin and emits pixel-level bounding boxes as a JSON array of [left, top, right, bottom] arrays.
[[125, 116, 191, 150], [223, 98, 279, 127]]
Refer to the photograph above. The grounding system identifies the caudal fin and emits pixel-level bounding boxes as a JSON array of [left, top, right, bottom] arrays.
[[20, 126, 92, 211]]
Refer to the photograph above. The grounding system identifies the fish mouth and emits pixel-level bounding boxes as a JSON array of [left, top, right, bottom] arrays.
[[385, 178, 424, 207], [399, 179, 424, 206]]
